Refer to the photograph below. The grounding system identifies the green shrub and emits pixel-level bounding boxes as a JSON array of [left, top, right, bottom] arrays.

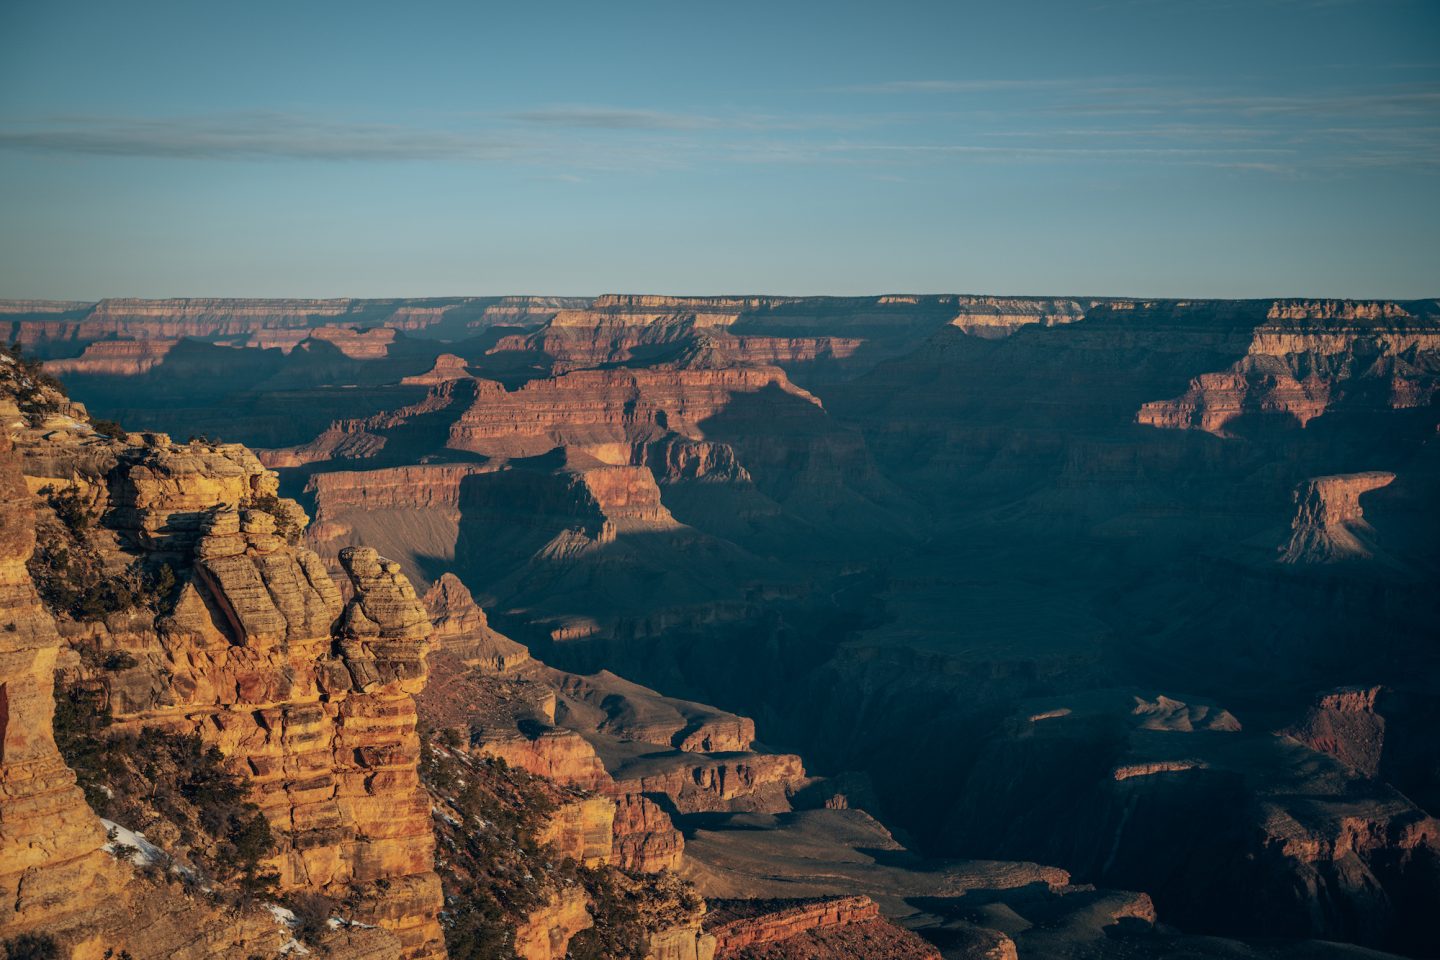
[[423, 737, 561, 960], [52, 690, 277, 900], [240, 493, 303, 544], [28, 493, 179, 621]]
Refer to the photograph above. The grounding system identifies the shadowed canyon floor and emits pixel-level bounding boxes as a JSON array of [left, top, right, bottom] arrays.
[[1, 293, 1436, 959]]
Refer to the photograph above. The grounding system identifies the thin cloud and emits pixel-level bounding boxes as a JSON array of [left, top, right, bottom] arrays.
[[830, 79, 1073, 94], [503, 105, 884, 133], [505, 107, 714, 130], [0, 113, 521, 162], [2, 84, 1435, 177]]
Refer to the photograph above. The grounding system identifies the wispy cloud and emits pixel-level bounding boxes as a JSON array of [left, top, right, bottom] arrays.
[[0, 113, 522, 162], [829, 79, 1073, 95], [504, 107, 714, 130], [2, 74, 1436, 178]]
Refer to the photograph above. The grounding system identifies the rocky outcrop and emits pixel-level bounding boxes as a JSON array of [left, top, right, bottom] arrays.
[[613, 793, 685, 872], [0, 409, 309, 957], [478, 729, 614, 792], [422, 572, 530, 672], [1278, 471, 1395, 564], [645, 437, 752, 485], [102, 434, 303, 559], [448, 367, 819, 462], [156, 526, 445, 956], [611, 752, 807, 816], [707, 897, 939, 960], [513, 886, 592, 960], [45, 338, 181, 376], [401, 353, 470, 384], [309, 325, 400, 359], [3, 394, 446, 957], [0, 430, 119, 931], [1137, 300, 1440, 434], [539, 794, 617, 867]]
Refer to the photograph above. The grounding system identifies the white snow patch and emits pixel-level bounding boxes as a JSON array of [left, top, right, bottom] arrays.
[[327, 917, 377, 930], [267, 903, 300, 927], [101, 819, 166, 867], [278, 938, 310, 956]]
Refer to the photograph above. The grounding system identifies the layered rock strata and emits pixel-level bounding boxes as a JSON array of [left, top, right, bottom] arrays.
[[1279, 471, 1395, 564]]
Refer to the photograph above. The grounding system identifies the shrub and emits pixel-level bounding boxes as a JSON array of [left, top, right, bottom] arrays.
[[40, 484, 90, 534], [28, 490, 179, 621], [285, 892, 342, 944], [240, 493, 303, 544], [52, 692, 278, 899], [1, 934, 60, 960], [423, 738, 561, 960], [52, 676, 120, 813], [92, 419, 128, 439]]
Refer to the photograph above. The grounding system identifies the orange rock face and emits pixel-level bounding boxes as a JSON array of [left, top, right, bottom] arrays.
[[612, 792, 685, 873], [7, 418, 446, 957], [707, 896, 939, 960], [401, 353, 471, 385], [309, 325, 399, 359], [612, 752, 807, 816], [0, 431, 117, 931], [478, 729, 614, 792], [513, 886, 593, 960], [422, 572, 531, 671]]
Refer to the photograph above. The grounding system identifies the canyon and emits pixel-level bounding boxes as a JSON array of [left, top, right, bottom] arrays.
[[0, 293, 1436, 959]]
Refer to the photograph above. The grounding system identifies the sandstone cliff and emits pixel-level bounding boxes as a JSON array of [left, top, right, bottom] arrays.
[[0, 360, 445, 957]]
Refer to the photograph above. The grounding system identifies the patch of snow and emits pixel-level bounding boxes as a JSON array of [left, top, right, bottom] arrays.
[[101, 819, 166, 867], [278, 938, 310, 956], [326, 917, 377, 930], [267, 903, 300, 927]]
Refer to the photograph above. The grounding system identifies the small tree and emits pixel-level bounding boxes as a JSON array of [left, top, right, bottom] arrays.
[[92, 419, 128, 440]]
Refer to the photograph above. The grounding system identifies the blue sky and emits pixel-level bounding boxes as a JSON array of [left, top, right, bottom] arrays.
[[1, 0, 1436, 299]]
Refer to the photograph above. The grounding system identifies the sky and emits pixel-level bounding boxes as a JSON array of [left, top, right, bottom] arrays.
[[1, 0, 1437, 300]]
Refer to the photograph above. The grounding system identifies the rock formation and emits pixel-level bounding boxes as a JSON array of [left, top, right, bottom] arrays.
[[706, 896, 939, 959], [18, 291, 1440, 958], [422, 572, 530, 671], [1137, 299, 1440, 435], [0, 429, 120, 933], [0, 361, 446, 957], [1278, 471, 1395, 564]]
